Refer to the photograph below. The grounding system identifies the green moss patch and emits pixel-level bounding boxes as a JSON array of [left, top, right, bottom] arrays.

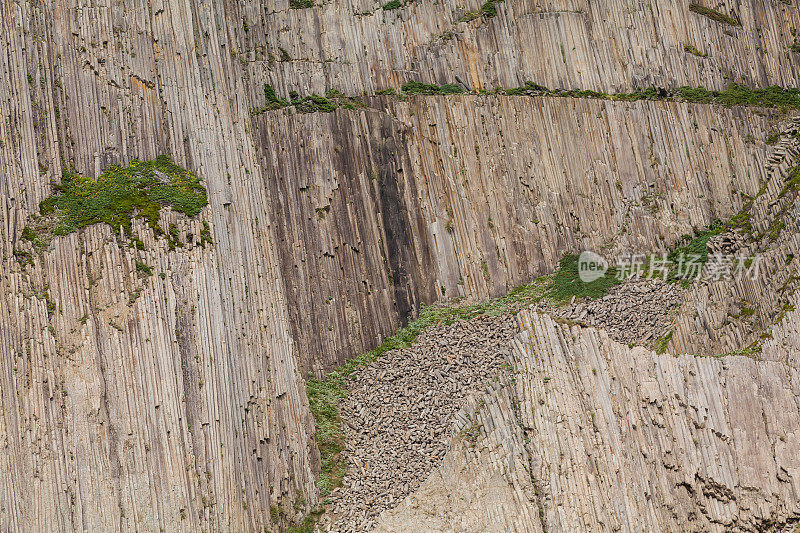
[[503, 82, 800, 112], [459, 0, 504, 21], [382, 0, 402, 10], [683, 43, 708, 57], [545, 254, 623, 301], [252, 85, 364, 115], [35, 156, 207, 239], [688, 3, 740, 26], [401, 81, 466, 95], [665, 221, 726, 284]]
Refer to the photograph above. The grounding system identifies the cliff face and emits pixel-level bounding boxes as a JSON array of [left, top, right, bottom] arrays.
[[1, 0, 800, 530], [376, 309, 800, 532]]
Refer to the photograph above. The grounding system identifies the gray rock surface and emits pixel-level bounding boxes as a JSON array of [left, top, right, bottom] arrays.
[[375, 309, 800, 532], [1, 0, 799, 530]]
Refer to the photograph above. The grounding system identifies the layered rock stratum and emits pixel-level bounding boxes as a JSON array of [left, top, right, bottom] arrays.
[[1, 0, 800, 531]]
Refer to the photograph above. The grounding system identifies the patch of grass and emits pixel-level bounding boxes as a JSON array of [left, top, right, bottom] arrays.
[[766, 131, 783, 145], [480, 0, 503, 17], [261, 84, 290, 111], [689, 3, 740, 26], [666, 220, 725, 285], [21, 226, 37, 241], [252, 85, 363, 115], [306, 276, 549, 497], [295, 94, 339, 113], [503, 82, 800, 111], [135, 260, 153, 276], [35, 289, 57, 317], [167, 223, 183, 250], [675, 84, 800, 110], [287, 509, 325, 533], [199, 220, 213, 248], [779, 165, 800, 199], [683, 43, 708, 57], [545, 254, 622, 302], [35, 156, 207, 239], [654, 330, 674, 354], [401, 81, 465, 95], [257, 82, 800, 115], [459, 415, 481, 446], [718, 340, 762, 358], [459, 0, 503, 21], [289, 0, 313, 7], [504, 81, 550, 96], [382, 0, 402, 10]]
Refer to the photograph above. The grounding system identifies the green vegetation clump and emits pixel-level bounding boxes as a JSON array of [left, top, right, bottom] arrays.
[[688, 3, 740, 26], [252, 85, 363, 115], [766, 131, 783, 145], [289, 0, 313, 7], [295, 94, 339, 113], [287, 509, 325, 533], [674, 84, 800, 110], [21, 226, 37, 241], [258, 81, 800, 115], [401, 81, 466, 95], [382, 0, 402, 10], [504, 81, 549, 95], [36, 156, 207, 238], [459, 0, 503, 21], [779, 165, 800, 199], [545, 254, 622, 301], [199, 221, 214, 248], [502, 81, 800, 111], [480, 0, 503, 17], [683, 43, 708, 57], [665, 221, 725, 285], [654, 330, 674, 355], [135, 260, 153, 276], [262, 84, 290, 110]]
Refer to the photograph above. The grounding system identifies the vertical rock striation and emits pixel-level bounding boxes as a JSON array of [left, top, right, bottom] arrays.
[[1, 0, 799, 529]]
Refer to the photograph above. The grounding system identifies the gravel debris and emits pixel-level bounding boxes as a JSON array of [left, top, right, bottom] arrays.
[[321, 315, 517, 532], [536, 279, 685, 346]]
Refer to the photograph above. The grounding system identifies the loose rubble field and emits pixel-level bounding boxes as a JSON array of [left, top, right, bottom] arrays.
[[321, 315, 516, 531], [537, 279, 685, 347]]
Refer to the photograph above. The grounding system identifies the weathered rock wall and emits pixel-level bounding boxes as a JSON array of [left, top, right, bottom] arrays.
[[377, 309, 800, 531], [665, 117, 800, 357], [259, 97, 783, 372], [1, 0, 799, 529], [253, 0, 800, 95]]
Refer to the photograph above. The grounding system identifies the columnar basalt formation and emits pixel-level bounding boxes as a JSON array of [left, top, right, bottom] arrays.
[[1, 0, 800, 530], [375, 309, 800, 532]]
